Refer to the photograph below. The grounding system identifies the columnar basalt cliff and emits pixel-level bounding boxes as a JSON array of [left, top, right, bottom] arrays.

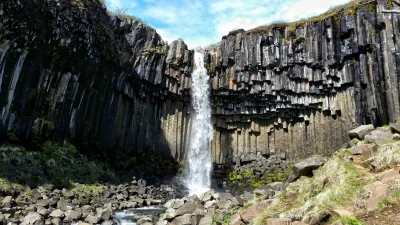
[[1, 0, 400, 172], [205, 0, 400, 166], [0, 0, 193, 161]]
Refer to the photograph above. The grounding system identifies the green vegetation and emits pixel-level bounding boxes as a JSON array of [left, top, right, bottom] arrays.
[[377, 189, 400, 211], [141, 45, 166, 57], [107, 7, 148, 25], [223, 214, 231, 225], [0, 178, 24, 194], [333, 216, 365, 225], [227, 165, 293, 192], [71, 183, 107, 198], [254, 156, 375, 225], [212, 215, 219, 223], [371, 141, 400, 172]]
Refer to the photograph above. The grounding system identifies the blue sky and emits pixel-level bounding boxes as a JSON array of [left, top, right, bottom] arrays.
[[105, 0, 351, 48]]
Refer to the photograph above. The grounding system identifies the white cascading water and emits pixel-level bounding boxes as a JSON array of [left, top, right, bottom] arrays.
[[186, 51, 213, 196]]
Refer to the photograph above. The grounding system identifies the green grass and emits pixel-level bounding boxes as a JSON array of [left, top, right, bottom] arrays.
[[333, 216, 365, 225], [71, 183, 107, 198], [254, 157, 375, 224], [377, 189, 400, 211]]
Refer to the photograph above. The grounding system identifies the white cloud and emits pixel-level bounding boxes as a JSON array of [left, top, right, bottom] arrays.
[[105, 0, 352, 48], [144, 6, 179, 24]]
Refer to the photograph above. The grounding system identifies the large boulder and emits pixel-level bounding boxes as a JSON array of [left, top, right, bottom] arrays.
[[348, 125, 375, 140], [21, 212, 43, 225], [175, 196, 202, 216], [290, 156, 326, 181], [170, 214, 192, 225], [365, 128, 393, 145], [2, 196, 12, 208]]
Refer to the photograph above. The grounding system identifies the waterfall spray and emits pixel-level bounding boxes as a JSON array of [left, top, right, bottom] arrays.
[[186, 51, 213, 196]]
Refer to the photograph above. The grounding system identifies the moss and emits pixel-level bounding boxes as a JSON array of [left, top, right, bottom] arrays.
[[71, 183, 107, 198], [333, 216, 365, 225], [254, 157, 375, 224], [223, 214, 231, 225], [227, 165, 293, 191], [0, 178, 24, 194]]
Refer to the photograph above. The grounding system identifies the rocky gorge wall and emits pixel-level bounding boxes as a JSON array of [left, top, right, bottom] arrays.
[[1, 0, 400, 173], [0, 0, 193, 162], [205, 0, 400, 167]]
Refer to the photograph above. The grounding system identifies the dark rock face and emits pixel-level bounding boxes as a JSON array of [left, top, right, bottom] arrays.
[[1, 0, 400, 173], [205, 0, 400, 165], [0, 0, 193, 162]]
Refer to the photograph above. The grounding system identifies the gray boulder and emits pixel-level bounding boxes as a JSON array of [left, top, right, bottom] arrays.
[[21, 212, 43, 225], [49, 209, 64, 218], [101, 221, 113, 225], [61, 189, 74, 199], [348, 124, 375, 140], [2, 196, 12, 208], [36, 199, 49, 208], [50, 218, 61, 225], [85, 215, 100, 224], [63, 210, 82, 222], [290, 156, 326, 181], [175, 196, 202, 216], [390, 122, 400, 134], [170, 214, 192, 225], [365, 128, 393, 145]]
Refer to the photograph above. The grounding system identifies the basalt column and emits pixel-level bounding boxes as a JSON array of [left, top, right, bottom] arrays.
[[206, 0, 400, 165]]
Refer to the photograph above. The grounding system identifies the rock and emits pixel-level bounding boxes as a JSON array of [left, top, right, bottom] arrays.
[[36, 199, 49, 208], [102, 221, 113, 225], [61, 189, 74, 199], [364, 128, 393, 145], [26, 205, 38, 213], [63, 210, 82, 222], [292, 222, 309, 225], [85, 215, 100, 224], [171, 199, 185, 209], [291, 156, 326, 180], [348, 125, 375, 140], [243, 192, 253, 201], [0, 213, 4, 223], [2, 196, 12, 208], [48, 198, 59, 207], [21, 212, 43, 225], [239, 203, 264, 223], [351, 143, 373, 160], [393, 133, 400, 140], [97, 208, 112, 220], [375, 169, 400, 182], [49, 209, 64, 218], [162, 208, 176, 220], [57, 199, 73, 211], [390, 122, 400, 134], [175, 196, 202, 216], [217, 200, 233, 209], [37, 208, 49, 217], [170, 214, 192, 225], [265, 182, 285, 191], [230, 214, 245, 225], [267, 218, 292, 225], [204, 200, 216, 209], [365, 181, 389, 212], [50, 218, 61, 225], [199, 215, 213, 225]]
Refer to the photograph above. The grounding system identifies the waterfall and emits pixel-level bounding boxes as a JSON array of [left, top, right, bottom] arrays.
[[186, 51, 213, 196]]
